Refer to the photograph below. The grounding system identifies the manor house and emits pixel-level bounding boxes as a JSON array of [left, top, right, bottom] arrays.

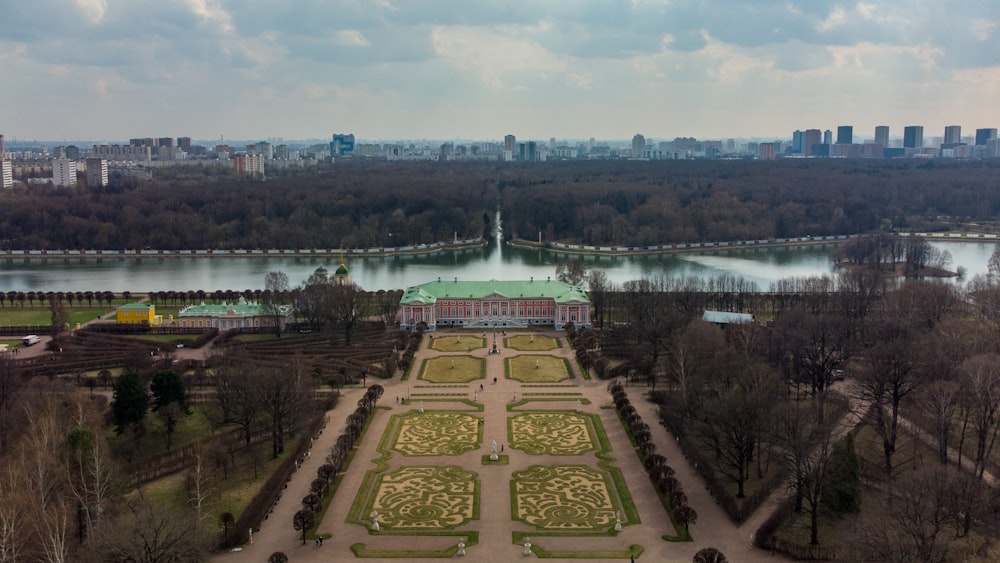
[[398, 278, 591, 331]]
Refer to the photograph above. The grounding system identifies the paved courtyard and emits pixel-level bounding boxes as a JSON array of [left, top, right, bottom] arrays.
[[216, 329, 790, 562]]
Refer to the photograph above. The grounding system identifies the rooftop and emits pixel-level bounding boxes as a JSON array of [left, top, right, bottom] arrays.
[[400, 279, 590, 305]]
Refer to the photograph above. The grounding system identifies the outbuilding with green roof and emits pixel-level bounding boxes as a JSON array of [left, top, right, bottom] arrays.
[[175, 297, 291, 331], [399, 278, 591, 331]]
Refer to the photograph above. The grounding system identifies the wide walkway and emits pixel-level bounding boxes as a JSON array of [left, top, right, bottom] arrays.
[[216, 329, 790, 562]]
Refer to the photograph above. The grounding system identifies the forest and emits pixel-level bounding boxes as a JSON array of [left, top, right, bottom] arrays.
[[2, 159, 1000, 250]]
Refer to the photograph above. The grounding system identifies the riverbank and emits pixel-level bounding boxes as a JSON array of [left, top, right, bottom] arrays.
[[0, 239, 487, 260], [509, 230, 1000, 257]]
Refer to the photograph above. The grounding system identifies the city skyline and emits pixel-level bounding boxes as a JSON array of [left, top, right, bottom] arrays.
[[2, 1, 1000, 141]]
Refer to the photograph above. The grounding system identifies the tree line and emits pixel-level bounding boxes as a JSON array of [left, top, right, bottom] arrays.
[[2, 159, 1000, 250], [581, 253, 1000, 560]]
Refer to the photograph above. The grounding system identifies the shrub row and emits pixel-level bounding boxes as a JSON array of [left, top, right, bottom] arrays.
[[609, 382, 696, 538], [398, 324, 425, 373], [222, 392, 338, 549], [290, 384, 385, 542]]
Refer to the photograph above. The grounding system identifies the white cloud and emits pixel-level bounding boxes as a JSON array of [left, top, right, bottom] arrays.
[[2, 0, 1000, 140], [972, 19, 998, 41], [817, 7, 847, 32], [181, 0, 234, 35], [74, 0, 108, 25], [332, 30, 371, 47], [430, 25, 570, 90]]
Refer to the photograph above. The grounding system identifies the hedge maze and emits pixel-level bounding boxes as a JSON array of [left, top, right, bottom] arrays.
[[391, 412, 481, 457], [368, 466, 479, 530], [347, 331, 643, 558], [508, 412, 597, 456], [512, 465, 621, 530]]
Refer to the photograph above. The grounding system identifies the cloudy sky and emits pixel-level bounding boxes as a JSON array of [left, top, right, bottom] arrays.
[[2, 0, 999, 143]]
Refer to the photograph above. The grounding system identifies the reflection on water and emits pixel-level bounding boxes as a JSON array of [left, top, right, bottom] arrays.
[[0, 240, 994, 293]]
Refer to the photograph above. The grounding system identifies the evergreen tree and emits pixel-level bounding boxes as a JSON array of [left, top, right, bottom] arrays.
[[822, 432, 862, 513], [111, 370, 148, 434], [150, 369, 189, 414]]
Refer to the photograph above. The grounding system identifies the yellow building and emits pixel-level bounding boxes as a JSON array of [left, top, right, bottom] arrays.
[[116, 303, 162, 326]]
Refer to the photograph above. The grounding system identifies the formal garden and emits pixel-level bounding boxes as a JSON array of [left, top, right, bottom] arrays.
[[344, 388, 647, 558]]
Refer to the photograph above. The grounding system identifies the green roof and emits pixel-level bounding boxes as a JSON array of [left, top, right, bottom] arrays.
[[335, 264, 349, 275], [400, 279, 590, 305], [179, 297, 289, 318], [119, 303, 152, 310]]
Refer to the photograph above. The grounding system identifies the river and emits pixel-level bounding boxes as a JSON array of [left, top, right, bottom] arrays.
[[0, 239, 994, 293]]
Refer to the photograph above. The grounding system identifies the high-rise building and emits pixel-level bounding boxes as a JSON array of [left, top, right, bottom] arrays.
[[874, 126, 889, 147], [233, 153, 264, 178], [823, 130, 833, 145], [804, 129, 822, 156], [157, 137, 173, 148], [0, 134, 5, 156], [836, 126, 853, 144], [177, 137, 192, 151], [53, 158, 77, 187], [631, 134, 645, 157], [504, 134, 516, 153], [85, 158, 108, 188], [943, 125, 962, 146], [758, 143, 776, 160], [976, 128, 997, 146], [0, 160, 12, 189], [792, 130, 804, 154], [329, 133, 355, 157], [903, 126, 924, 149]]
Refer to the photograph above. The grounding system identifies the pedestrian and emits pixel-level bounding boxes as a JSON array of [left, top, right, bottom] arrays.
[[320, 537, 324, 546], [493, 377, 497, 384], [501, 444, 504, 452], [631, 554, 635, 562]]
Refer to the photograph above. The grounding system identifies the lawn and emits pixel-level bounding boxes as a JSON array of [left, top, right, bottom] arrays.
[[419, 356, 486, 383], [0, 305, 111, 326], [507, 355, 572, 383], [107, 405, 217, 461], [505, 334, 560, 351], [138, 436, 302, 542], [430, 334, 485, 352]]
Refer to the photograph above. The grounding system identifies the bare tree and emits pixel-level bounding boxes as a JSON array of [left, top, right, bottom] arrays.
[[919, 379, 962, 466], [621, 277, 685, 381], [330, 282, 370, 344], [38, 503, 70, 563], [699, 366, 779, 498], [0, 354, 21, 453], [259, 364, 307, 458], [666, 319, 724, 413], [263, 271, 290, 336], [856, 323, 926, 475], [64, 427, 115, 538], [0, 465, 28, 562], [93, 499, 209, 562], [215, 357, 263, 446], [960, 354, 1000, 480], [772, 403, 840, 545], [555, 259, 587, 286], [585, 270, 611, 328], [186, 441, 214, 527], [856, 466, 983, 563]]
